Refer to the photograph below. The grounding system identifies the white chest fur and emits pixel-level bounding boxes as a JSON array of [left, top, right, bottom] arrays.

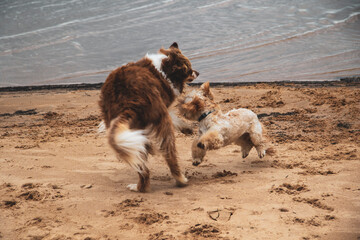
[[145, 53, 180, 96]]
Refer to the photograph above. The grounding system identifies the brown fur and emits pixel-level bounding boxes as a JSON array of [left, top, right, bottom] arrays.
[[99, 43, 198, 192], [180, 96, 205, 119]]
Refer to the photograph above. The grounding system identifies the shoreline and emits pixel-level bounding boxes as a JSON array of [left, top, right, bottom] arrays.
[[0, 77, 359, 93]]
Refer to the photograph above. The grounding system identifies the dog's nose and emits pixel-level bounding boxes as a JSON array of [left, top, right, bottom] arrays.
[[197, 142, 205, 149], [192, 70, 199, 78]]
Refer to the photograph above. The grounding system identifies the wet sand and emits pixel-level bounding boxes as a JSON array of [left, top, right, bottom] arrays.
[[0, 82, 359, 240]]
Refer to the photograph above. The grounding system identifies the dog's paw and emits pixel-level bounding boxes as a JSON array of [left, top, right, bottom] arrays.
[[175, 174, 188, 187], [197, 142, 205, 149], [192, 158, 202, 166], [127, 184, 138, 192], [258, 150, 266, 159]]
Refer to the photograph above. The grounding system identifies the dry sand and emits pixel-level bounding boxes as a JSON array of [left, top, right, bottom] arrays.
[[0, 82, 359, 240]]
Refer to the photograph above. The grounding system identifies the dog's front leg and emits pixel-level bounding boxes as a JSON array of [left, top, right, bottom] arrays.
[[169, 110, 193, 135], [192, 137, 206, 166], [197, 130, 224, 150]]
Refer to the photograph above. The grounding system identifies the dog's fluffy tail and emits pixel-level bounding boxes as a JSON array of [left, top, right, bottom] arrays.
[[108, 117, 149, 176]]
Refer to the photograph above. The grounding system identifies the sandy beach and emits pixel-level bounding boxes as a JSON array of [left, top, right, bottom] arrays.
[[0, 82, 359, 240]]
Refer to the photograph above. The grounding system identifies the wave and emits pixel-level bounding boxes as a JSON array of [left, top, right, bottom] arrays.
[[190, 11, 360, 60], [5, 1, 42, 9], [197, 0, 233, 9], [33, 69, 112, 85], [125, 2, 159, 12], [39, 0, 78, 10], [333, 11, 360, 24], [0, 36, 75, 56], [0, 11, 124, 41]]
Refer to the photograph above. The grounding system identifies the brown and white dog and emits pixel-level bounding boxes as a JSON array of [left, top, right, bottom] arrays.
[[179, 82, 275, 166], [99, 42, 199, 192]]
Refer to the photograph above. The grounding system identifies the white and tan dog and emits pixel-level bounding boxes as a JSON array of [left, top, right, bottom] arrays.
[[179, 82, 275, 166]]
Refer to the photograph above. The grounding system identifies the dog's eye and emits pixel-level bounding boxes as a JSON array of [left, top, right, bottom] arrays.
[[183, 64, 193, 75], [183, 66, 191, 75]]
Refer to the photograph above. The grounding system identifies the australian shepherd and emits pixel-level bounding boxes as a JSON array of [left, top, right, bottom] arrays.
[[99, 42, 199, 192]]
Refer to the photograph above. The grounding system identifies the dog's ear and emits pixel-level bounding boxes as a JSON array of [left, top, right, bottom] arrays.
[[200, 82, 214, 100], [159, 48, 171, 56], [180, 96, 204, 118], [191, 96, 205, 112], [200, 82, 209, 92], [160, 42, 180, 56], [170, 42, 179, 49]]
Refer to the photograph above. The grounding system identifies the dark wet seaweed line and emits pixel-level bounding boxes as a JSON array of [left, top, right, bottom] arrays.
[[0, 77, 358, 93], [0, 109, 38, 117]]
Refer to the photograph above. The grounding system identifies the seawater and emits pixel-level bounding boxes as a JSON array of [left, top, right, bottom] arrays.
[[0, 0, 359, 87]]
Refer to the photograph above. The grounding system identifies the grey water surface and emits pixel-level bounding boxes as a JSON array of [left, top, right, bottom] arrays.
[[0, 0, 359, 87]]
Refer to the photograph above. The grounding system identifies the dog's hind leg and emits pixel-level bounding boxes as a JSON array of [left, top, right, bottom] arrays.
[[169, 110, 193, 135], [127, 161, 150, 192], [249, 122, 266, 158], [192, 137, 206, 166], [108, 117, 151, 192], [155, 114, 188, 187], [235, 133, 254, 158]]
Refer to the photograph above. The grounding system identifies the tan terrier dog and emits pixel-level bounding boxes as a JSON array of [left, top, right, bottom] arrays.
[[179, 82, 275, 166]]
